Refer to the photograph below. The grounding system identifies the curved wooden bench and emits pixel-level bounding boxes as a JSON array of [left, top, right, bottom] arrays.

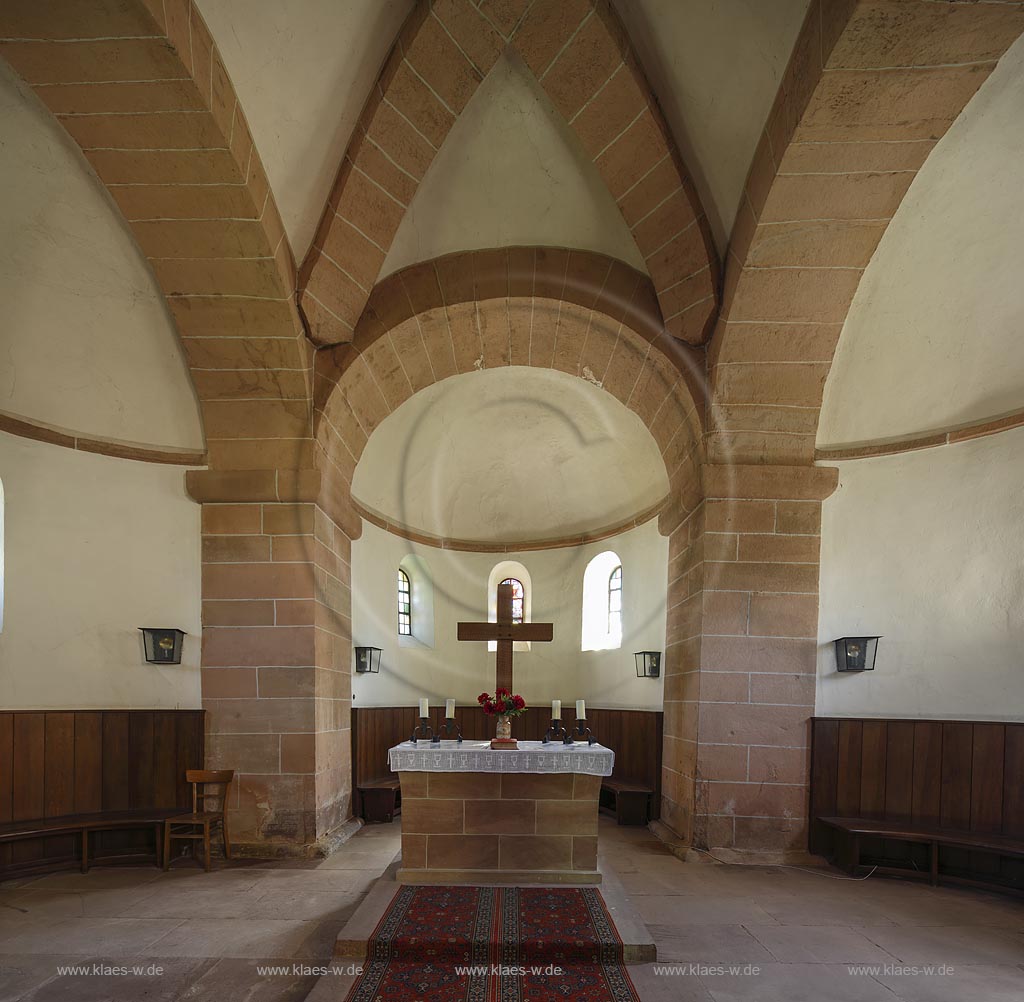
[[820, 816, 1024, 894], [0, 809, 181, 875]]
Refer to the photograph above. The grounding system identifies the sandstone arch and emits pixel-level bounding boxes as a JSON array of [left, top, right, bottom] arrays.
[[311, 247, 707, 540], [0, 0, 309, 470], [299, 0, 720, 349], [708, 0, 1024, 465]]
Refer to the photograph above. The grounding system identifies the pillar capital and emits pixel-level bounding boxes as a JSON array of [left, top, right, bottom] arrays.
[[186, 468, 321, 505], [701, 464, 838, 502]]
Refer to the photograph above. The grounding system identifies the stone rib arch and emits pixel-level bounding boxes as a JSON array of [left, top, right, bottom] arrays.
[[708, 0, 1024, 466], [0, 0, 310, 471], [311, 247, 707, 541], [299, 0, 720, 350]]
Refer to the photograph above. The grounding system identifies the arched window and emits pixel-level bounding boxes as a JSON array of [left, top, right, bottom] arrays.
[[582, 550, 622, 651], [499, 577, 524, 624], [487, 560, 533, 652], [397, 568, 411, 636], [608, 565, 622, 635]]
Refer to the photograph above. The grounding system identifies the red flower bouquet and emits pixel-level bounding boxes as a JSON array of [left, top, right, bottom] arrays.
[[477, 688, 527, 718]]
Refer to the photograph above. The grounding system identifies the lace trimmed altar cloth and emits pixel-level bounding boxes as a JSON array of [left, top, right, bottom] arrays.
[[388, 739, 615, 776]]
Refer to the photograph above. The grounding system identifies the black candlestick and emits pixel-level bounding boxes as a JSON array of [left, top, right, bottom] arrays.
[[542, 719, 568, 744], [409, 716, 433, 744], [575, 718, 597, 746], [435, 717, 463, 743]]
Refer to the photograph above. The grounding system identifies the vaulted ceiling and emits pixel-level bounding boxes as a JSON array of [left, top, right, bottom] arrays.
[[196, 0, 809, 263], [3, 0, 1024, 471]]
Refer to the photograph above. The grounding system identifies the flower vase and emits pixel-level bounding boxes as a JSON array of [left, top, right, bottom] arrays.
[[491, 713, 517, 749]]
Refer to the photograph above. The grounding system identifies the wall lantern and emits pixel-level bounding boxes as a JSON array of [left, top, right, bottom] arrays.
[[139, 628, 186, 665], [355, 646, 382, 674], [634, 651, 661, 678], [834, 636, 880, 672]]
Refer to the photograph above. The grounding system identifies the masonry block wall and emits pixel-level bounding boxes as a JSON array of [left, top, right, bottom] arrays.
[[659, 466, 837, 860], [198, 494, 353, 854], [661, 502, 704, 843]]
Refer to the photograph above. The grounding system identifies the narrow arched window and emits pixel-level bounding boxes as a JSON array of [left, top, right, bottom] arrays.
[[397, 568, 411, 636], [582, 551, 622, 651], [608, 565, 622, 635], [499, 577, 524, 625]]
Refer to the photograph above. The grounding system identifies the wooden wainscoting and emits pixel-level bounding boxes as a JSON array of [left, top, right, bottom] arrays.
[[811, 717, 1024, 888], [0, 709, 205, 872], [352, 706, 662, 821]]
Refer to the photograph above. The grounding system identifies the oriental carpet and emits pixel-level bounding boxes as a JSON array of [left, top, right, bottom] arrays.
[[344, 885, 640, 1002]]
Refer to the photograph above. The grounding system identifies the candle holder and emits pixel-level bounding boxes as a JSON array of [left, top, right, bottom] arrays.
[[409, 716, 434, 744], [435, 717, 463, 743], [575, 718, 597, 746], [542, 719, 567, 744]]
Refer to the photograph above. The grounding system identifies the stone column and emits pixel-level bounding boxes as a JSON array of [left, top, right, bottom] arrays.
[[661, 465, 837, 861], [188, 470, 353, 855]]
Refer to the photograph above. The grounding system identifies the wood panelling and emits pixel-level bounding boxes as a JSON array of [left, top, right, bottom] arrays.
[[0, 710, 204, 872], [352, 707, 662, 821], [811, 717, 1024, 889]]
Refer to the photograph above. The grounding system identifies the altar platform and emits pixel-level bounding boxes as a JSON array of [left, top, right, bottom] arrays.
[[389, 739, 614, 885]]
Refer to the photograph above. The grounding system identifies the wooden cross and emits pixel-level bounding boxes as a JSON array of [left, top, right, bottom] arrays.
[[457, 582, 553, 693]]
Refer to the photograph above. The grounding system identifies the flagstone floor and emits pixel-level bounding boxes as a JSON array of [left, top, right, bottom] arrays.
[[1, 817, 1022, 1001]]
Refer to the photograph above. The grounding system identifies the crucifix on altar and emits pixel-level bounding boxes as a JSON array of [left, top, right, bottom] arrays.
[[457, 579, 553, 706]]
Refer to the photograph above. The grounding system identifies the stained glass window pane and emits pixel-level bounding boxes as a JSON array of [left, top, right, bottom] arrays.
[[500, 577, 525, 625]]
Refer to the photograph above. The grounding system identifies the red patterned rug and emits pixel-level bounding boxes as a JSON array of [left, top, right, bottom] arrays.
[[345, 885, 640, 1002]]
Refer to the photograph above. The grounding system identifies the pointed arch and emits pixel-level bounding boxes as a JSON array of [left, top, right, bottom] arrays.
[[0, 0, 309, 466], [708, 0, 1024, 465], [298, 0, 720, 349]]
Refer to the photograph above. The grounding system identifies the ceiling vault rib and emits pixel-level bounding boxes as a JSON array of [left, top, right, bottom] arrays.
[[297, 0, 721, 352]]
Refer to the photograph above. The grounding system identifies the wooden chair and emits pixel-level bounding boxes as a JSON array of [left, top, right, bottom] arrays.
[[163, 769, 234, 871]]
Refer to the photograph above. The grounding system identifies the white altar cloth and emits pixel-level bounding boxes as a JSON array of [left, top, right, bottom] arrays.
[[388, 739, 615, 776]]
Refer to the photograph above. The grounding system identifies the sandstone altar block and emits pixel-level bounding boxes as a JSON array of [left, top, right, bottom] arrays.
[[389, 740, 615, 885]]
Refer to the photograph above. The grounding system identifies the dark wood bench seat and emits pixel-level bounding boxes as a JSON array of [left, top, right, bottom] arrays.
[[358, 778, 401, 824], [0, 809, 181, 874], [820, 816, 1024, 892], [600, 778, 653, 826]]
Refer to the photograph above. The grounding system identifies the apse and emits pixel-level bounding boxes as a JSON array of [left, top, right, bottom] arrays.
[[351, 366, 669, 545], [348, 367, 670, 713]]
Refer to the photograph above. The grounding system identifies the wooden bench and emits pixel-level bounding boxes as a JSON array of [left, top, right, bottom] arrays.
[[820, 816, 1024, 894], [358, 778, 401, 824], [600, 779, 653, 826], [0, 809, 182, 874]]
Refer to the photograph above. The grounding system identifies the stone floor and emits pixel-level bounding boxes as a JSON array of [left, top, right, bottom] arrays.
[[2, 817, 1023, 1001]]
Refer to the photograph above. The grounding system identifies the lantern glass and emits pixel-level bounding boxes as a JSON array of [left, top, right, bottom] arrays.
[[834, 636, 880, 672], [139, 628, 186, 665], [355, 646, 382, 674], [634, 651, 661, 678]]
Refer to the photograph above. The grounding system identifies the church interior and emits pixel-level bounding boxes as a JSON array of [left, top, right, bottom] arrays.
[[2, 0, 1024, 999]]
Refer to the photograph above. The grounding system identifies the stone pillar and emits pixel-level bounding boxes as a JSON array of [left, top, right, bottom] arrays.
[[660, 465, 837, 861], [188, 470, 353, 855]]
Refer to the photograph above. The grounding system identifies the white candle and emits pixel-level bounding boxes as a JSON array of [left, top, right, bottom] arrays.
[[576, 699, 586, 720], [445, 698, 455, 719], [552, 700, 561, 720], [419, 698, 429, 718]]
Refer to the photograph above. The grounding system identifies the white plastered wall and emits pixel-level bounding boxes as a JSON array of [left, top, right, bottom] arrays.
[[0, 434, 202, 709], [0, 60, 204, 710], [351, 519, 668, 712], [816, 428, 1024, 721]]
